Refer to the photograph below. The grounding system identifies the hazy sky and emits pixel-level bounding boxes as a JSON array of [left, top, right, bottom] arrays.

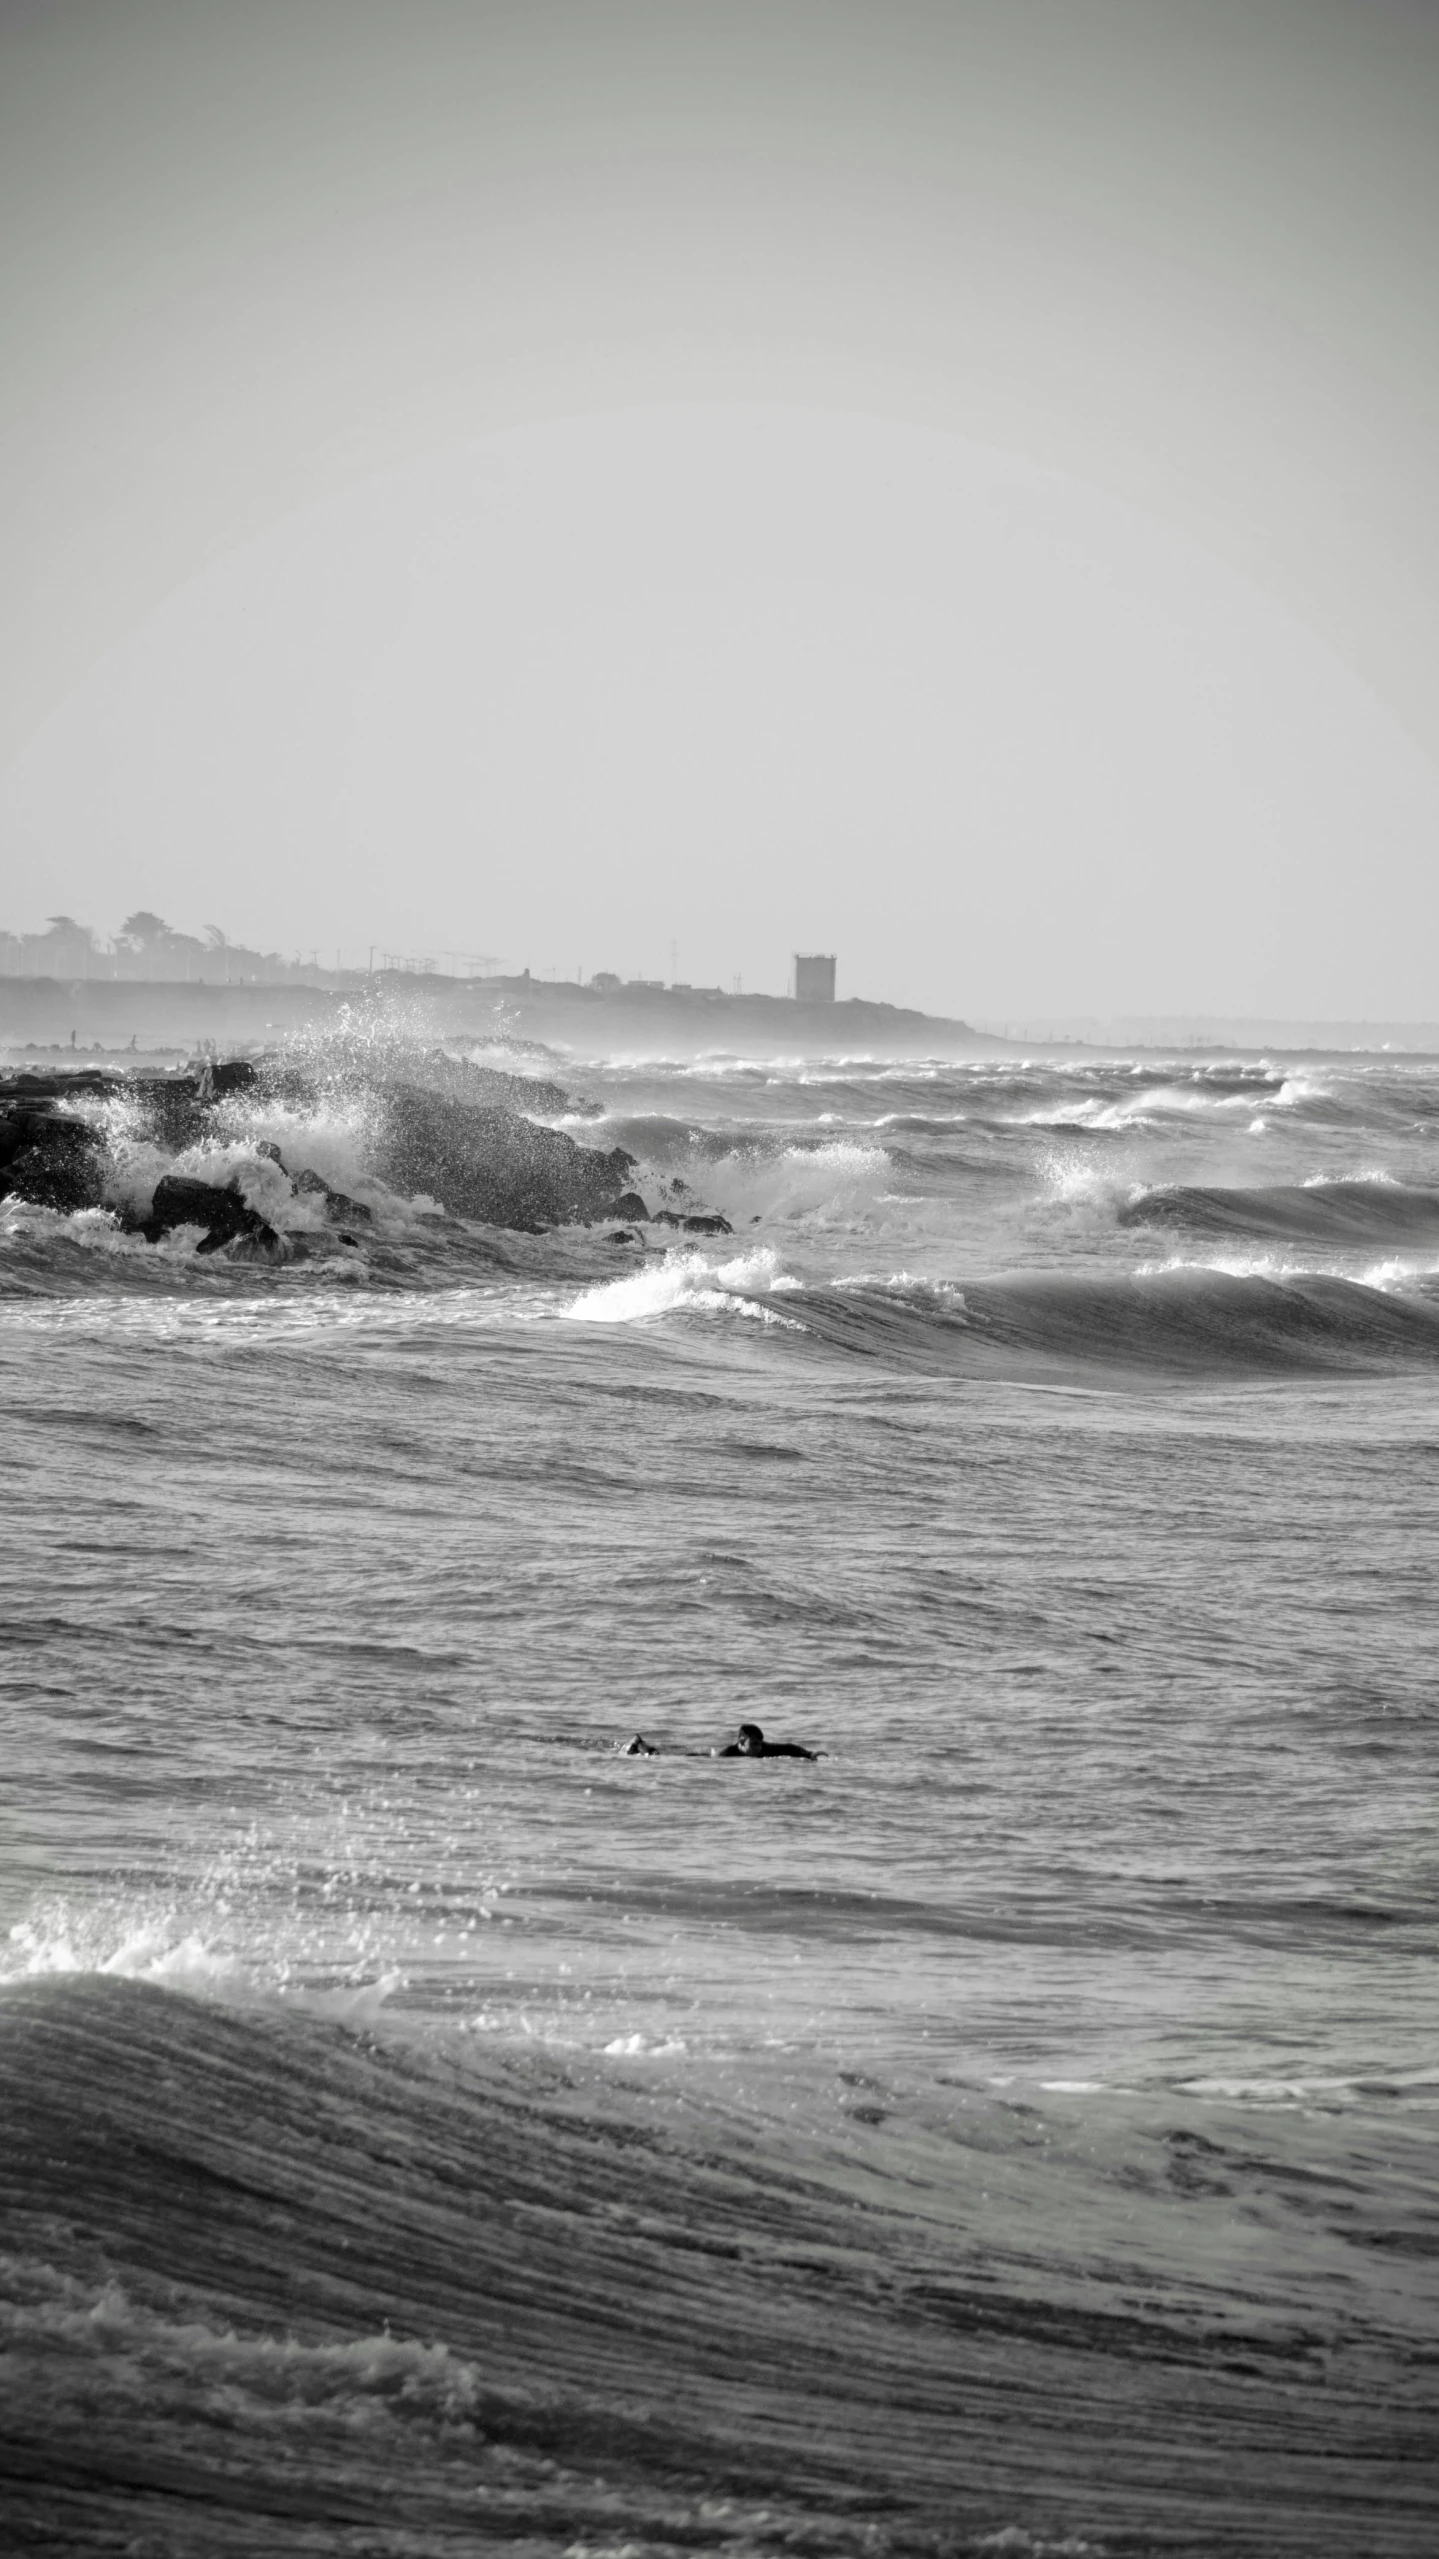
[[4, 0, 1439, 1016]]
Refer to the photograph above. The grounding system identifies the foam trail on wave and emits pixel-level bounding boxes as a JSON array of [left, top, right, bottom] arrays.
[[3, 1901, 407, 2026], [566, 1244, 802, 1326]]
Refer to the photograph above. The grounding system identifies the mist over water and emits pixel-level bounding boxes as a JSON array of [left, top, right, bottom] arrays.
[[4, 1030, 1438, 2554]]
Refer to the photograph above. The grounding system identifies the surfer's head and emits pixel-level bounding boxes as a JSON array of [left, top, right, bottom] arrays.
[[735, 1722, 765, 1754]]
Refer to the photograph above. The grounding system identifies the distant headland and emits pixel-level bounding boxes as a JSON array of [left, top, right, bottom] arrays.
[[6, 919, 1437, 1060], [0, 964, 1006, 1061], [0, 915, 1005, 1057]]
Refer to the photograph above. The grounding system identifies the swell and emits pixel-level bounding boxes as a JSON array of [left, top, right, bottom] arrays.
[[1122, 1181, 1439, 1245], [2, 1976, 1435, 2556], [782, 1268, 1439, 1378]]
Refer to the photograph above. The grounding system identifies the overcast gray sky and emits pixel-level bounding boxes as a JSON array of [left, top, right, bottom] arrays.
[[3, 0, 1439, 1016]]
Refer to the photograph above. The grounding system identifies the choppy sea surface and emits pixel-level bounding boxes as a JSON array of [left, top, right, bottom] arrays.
[[3, 1036, 1438, 2557]]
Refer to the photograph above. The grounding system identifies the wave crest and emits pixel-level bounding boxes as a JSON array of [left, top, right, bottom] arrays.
[[1121, 1180, 1439, 1245]]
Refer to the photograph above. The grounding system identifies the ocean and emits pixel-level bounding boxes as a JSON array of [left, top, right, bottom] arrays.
[[2, 1025, 1437, 2556]]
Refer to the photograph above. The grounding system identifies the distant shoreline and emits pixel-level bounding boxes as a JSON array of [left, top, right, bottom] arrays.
[[0, 970, 1007, 1060], [4, 971, 1439, 1062]]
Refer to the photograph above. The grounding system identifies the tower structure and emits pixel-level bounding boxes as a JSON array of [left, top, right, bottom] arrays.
[[793, 953, 836, 1003]]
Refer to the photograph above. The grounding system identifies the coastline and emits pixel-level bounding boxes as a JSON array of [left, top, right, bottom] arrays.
[[0, 972, 1005, 1061]]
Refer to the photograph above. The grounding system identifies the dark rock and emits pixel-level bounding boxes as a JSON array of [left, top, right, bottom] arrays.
[[291, 1165, 372, 1223], [0, 1058, 297, 1241], [1, 1142, 106, 1213], [647, 1208, 732, 1234], [0, 1057, 255, 1118], [133, 1175, 269, 1255], [604, 1228, 642, 1245], [472, 1068, 574, 1117], [375, 1083, 639, 1230], [0, 1102, 107, 1211], [612, 1191, 650, 1221], [0, 1070, 122, 1101], [223, 1221, 289, 1264]]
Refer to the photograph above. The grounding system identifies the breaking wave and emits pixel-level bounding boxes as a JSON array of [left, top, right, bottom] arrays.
[[1121, 1180, 1439, 1245], [559, 1247, 1439, 1379], [567, 1243, 802, 1326], [774, 1267, 1439, 1379]]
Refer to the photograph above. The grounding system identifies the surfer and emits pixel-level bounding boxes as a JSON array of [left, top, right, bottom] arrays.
[[610, 1723, 822, 1759], [715, 1720, 821, 1760]]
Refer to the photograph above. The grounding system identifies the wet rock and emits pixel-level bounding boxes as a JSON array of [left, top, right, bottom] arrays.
[[291, 1165, 373, 1224], [222, 1221, 290, 1264], [1, 1141, 106, 1214], [132, 1174, 272, 1255], [253, 1142, 371, 1229], [0, 1070, 122, 1101], [0, 1060, 729, 1248], [0, 1102, 107, 1211], [375, 1083, 640, 1230], [648, 1208, 734, 1235]]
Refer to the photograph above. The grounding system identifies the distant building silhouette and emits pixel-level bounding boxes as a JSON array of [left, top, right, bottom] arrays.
[[794, 952, 836, 1003]]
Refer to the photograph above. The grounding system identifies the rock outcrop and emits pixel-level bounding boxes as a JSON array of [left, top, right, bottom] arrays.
[[0, 1097, 108, 1212], [256, 1144, 371, 1229], [133, 1175, 282, 1257], [650, 1208, 734, 1235], [0, 1052, 731, 1244], [373, 1083, 641, 1230]]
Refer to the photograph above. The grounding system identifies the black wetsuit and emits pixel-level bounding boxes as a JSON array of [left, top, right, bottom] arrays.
[[717, 1738, 819, 1760]]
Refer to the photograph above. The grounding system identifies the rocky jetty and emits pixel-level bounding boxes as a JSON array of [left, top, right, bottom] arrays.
[[0, 1053, 724, 1244], [1, 1063, 266, 1227]]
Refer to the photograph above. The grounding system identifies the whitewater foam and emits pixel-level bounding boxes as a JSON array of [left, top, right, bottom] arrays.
[[565, 1245, 803, 1326], [1, 1903, 407, 2026]]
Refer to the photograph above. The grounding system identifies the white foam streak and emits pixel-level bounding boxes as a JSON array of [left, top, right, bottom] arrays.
[[1134, 1247, 1439, 1292], [1, 2264, 490, 2429], [565, 1245, 802, 1326], [3, 1908, 403, 2024]]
